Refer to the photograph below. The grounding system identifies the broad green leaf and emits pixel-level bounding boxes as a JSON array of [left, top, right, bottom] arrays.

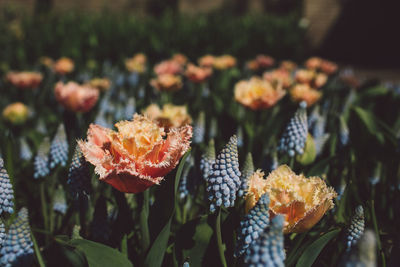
[[144, 151, 190, 267], [70, 239, 133, 267], [295, 229, 340, 267], [352, 107, 384, 143]]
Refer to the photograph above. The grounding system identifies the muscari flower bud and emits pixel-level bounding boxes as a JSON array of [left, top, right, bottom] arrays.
[[200, 139, 215, 181], [178, 155, 194, 200], [238, 153, 254, 197], [206, 136, 241, 212], [234, 193, 270, 257], [347, 205, 365, 251], [49, 124, 69, 169], [53, 186, 67, 215], [19, 138, 32, 161], [193, 111, 205, 144], [0, 158, 14, 215], [278, 101, 308, 157], [341, 229, 376, 267], [244, 215, 285, 267], [33, 137, 50, 179], [0, 208, 34, 267], [67, 146, 92, 198]]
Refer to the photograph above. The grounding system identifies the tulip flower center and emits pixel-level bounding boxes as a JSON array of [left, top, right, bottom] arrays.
[[114, 117, 165, 159]]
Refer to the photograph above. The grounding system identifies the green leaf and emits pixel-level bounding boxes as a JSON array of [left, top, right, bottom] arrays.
[[70, 239, 133, 267], [307, 156, 333, 177], [144, 151, 190, 267], [352, 107, 385, 144], [295, 229, 340, 267], [176, 216, 213, 267]]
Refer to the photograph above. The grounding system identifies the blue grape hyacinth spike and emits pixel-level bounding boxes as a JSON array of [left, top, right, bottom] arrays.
[[346, 205, 365, 251], [34, 137, 51, 179], [67, 145, 92, 198], [244, 215, 285, 267], [49, 124, 69, 169], [0, 158, 14, 215], [0, 208, 34, 267], [234, 193, 270, 257], [278, 102, 308, 157], [193, 111, 205, 144], [206, 135, 241, 212], [200, 139, 216, 181]]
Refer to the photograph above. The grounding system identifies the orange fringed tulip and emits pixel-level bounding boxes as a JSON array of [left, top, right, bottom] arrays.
[[154, 60, 183, 76], [185, 64, 212, 83], [244, 165, 337, 233], [2, 102, 29, 124], [54, 82, 99, 113], [290, 83, 322, 107], [143, 103, 192, 129], [53, 57, 74, 75], [150, 74, 183, 92], [6, 71, 43, 89], [234, 77, 286, 110], [78, 114, 192, 193]]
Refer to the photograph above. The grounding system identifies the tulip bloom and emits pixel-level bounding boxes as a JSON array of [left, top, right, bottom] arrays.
[[6, 71, 43, 89], [234, 77, 286, 110], [198, 55, 215, 68], [78, 114, 192, 193], [53, 57, 74, 75], [263, 69, 293, 89], [185, 64, 212, 83], [244, 165, 337, 233], [86, 78, 111, 92], [150, 74, 183, 92], [2, 102, 29, 124], [154, 60, 182, 76], [143, 103, 192, 129], [290, 84, 322, 107], [213, 55, 237, 70], [125, 53, 147, 73], [54, 82, 99, 113]]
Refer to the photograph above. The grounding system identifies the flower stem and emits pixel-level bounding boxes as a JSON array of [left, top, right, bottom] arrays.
[[40, 182, 49, 243], [140, 189, 150, 253], [216, 208, 227, 267]]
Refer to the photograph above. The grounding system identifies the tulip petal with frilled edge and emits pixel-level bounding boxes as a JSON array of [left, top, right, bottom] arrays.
[[79, 114, 192, 193], [265, 165, 337, 233]]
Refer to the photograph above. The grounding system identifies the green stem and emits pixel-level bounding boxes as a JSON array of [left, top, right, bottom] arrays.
[[371, 200, 386, 266], [40, 182, 49, 243], [140, 189, 150, 254], [31, 230, 46, 267], [216, 208, 227, 267]]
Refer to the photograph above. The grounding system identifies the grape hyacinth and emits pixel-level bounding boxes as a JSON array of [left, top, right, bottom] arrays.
[[0, 158, 14, 215], [193, 111, 205, 144], [200, 139, 215, 181], [238, 153, 254, 197], [347, 205, 365, 251], [49, 124, 69, 169], [234, 193, 270, 257], [341, 230, 376, 267], [278, 101, 308, 157], [67, 146, 92, 198], [178, 155, 194, 200], [53, 186, 67, 214], [237, 126, 244, 148], [206, 136, 241, 212], [339, 117, 350, 147], [0, 208, 34, 267], [244, 215, 285, 267], [0, 221, 6, 246], [209, 118, 217, 139], [33, 137, 50, 179], [124, 97, 136, 120], [19, 138, 32, 161]]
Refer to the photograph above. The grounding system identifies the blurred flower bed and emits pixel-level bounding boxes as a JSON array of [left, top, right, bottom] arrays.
[[0, 10, 400, 267], [0, 9, 306, 70]]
